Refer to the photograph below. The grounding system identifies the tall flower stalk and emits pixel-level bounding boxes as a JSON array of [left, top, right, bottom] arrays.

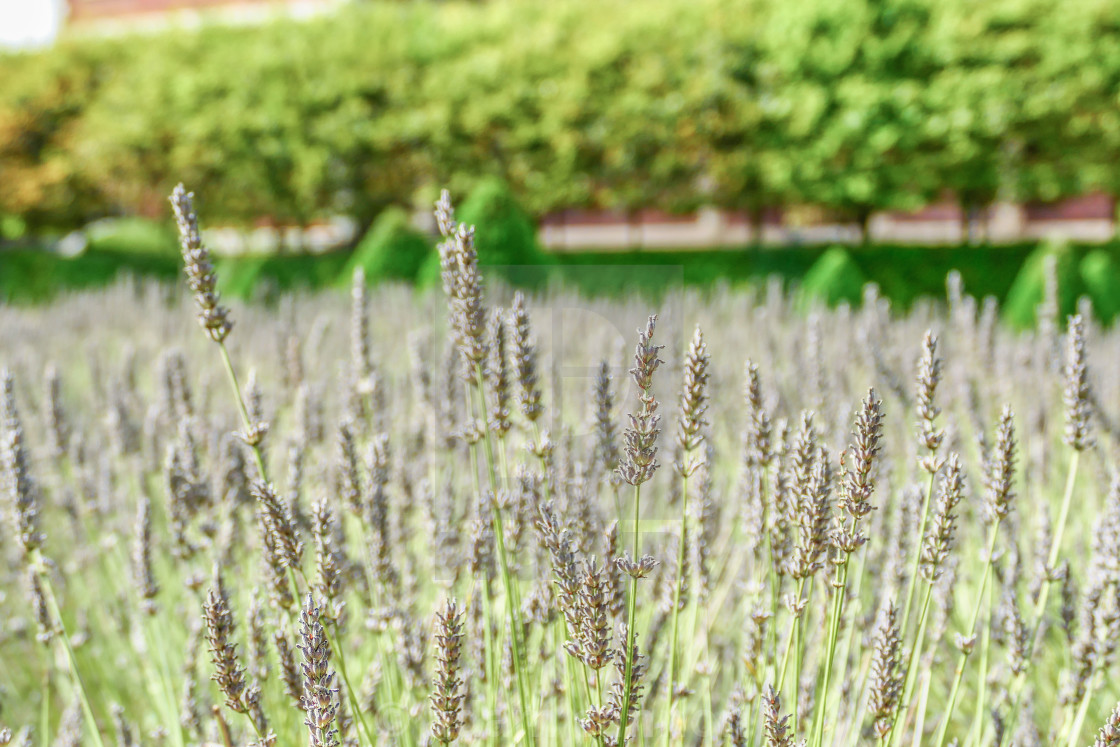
[[810, 389, 883, 747], [616, 315, 664, 747], [2, 371, 105, 747], [169, 185, 265, 481], [900, 331, 944, 638], [1000, 315, 1093, 745], [932, 406, 1016, 747], [664, 326, 709, 746], [434, 191, 533, 745]]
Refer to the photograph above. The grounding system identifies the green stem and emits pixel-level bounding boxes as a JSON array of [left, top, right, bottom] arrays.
[[835, 548, 869, 714], [556, 621, 581, 747], [663, 470, 691, 747], [999, 449, 1081, 747], [472, 365, 534, 747], [479, 582, 500, 747], [900, 469, 937, 638], [965, 579, 993, 747], [908, 670, 932, 747], [617, 483, 643, 747], [31, 549, 106, 747], [327, 622, 378, 747], [887, 582, 933, 747], [39, 662, 50, 747], [143, 613, 187, 747], [1046, 450, 1081, 573], [595, 669, 606, 747], [776, 577, 807, 695], [217, 342, 267, 481], [931, 521, 1000, 747], [1064, 669, 1101, 747], [810, 559, 850, 747]]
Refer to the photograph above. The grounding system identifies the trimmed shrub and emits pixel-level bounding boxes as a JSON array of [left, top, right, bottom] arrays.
[[457, 178, 545, 269], [1002, 241, 1085, 329], [1079, 248, 1120, 325], [798, 246, 867, 308], [215, 256, 267, 301], [85, 218, 178, 256], [345, 207, 433, 284]]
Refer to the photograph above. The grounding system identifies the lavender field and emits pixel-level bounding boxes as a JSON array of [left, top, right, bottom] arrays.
[[1, 189, 1119, 747]]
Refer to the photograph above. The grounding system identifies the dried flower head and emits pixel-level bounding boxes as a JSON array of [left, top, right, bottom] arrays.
[[1094, 702, 1120, 747], [299, 594, 340, 747], [833, 389, 884, 555], [915, 330, 944, 467], [921, 453, 965, 581], [486, 309, 513, 437], [133, 496, 159, 615], [1, 370, 43, 555], [618, 315, 664, 486], [510, 291, 544, 423], [1063, 314, 1094, 451], [789, 447, 832, 580], [275, 627, 305, 711], [350, 267, 372, 392], [842, 388, 884, 521], [726, 704, 748, 747], [169, 184, 233, 342], [43, 363, 69, 459], [312, 498, 345, 625], [761, 685, 794, 747], [203, 575, 248, 713], [430, 598, 466, 745], [593, 360, 619, 475], [434, 191, 487, 373], [28, 568, 54, 643], [744, 360, 773, 468], [568, 559, 613, 670], [867, 602, 903, 740], [617, 554, 660, 579], [251, 480, 303, 572], [984, 406, 1017, 523], [675, 325, 710, 477]]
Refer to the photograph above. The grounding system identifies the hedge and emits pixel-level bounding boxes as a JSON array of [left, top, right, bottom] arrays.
[[12, 239, 1117, 326], [345, 206, 432, 285], [799, 247, 867, 309], [3, 0, 1120, 233]]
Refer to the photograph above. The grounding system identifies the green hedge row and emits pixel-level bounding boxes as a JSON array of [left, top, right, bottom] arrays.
[[3, 0, 1120, 234], [7, 237, 1120, 328]]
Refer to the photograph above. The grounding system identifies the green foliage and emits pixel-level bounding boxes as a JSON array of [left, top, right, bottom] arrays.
[[798, 246, 867, 308], [1, 213, 27, 240], [214, 256, 267, 301], [2, 0, 1118, 230], [0, 248, 179, 303], [415, 250, 445, 289], [345, 207, 433, 284], [84, 217, 177, 256], [456, 178, 544, 268], [1002, 241, 1085, 328], [0, 236, 1096, 318], [217, 251, 353, 301], [1079, 248, 1120, 324]]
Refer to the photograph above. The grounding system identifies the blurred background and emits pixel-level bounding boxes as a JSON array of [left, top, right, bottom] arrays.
[[2, 0, 1120, 323]]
